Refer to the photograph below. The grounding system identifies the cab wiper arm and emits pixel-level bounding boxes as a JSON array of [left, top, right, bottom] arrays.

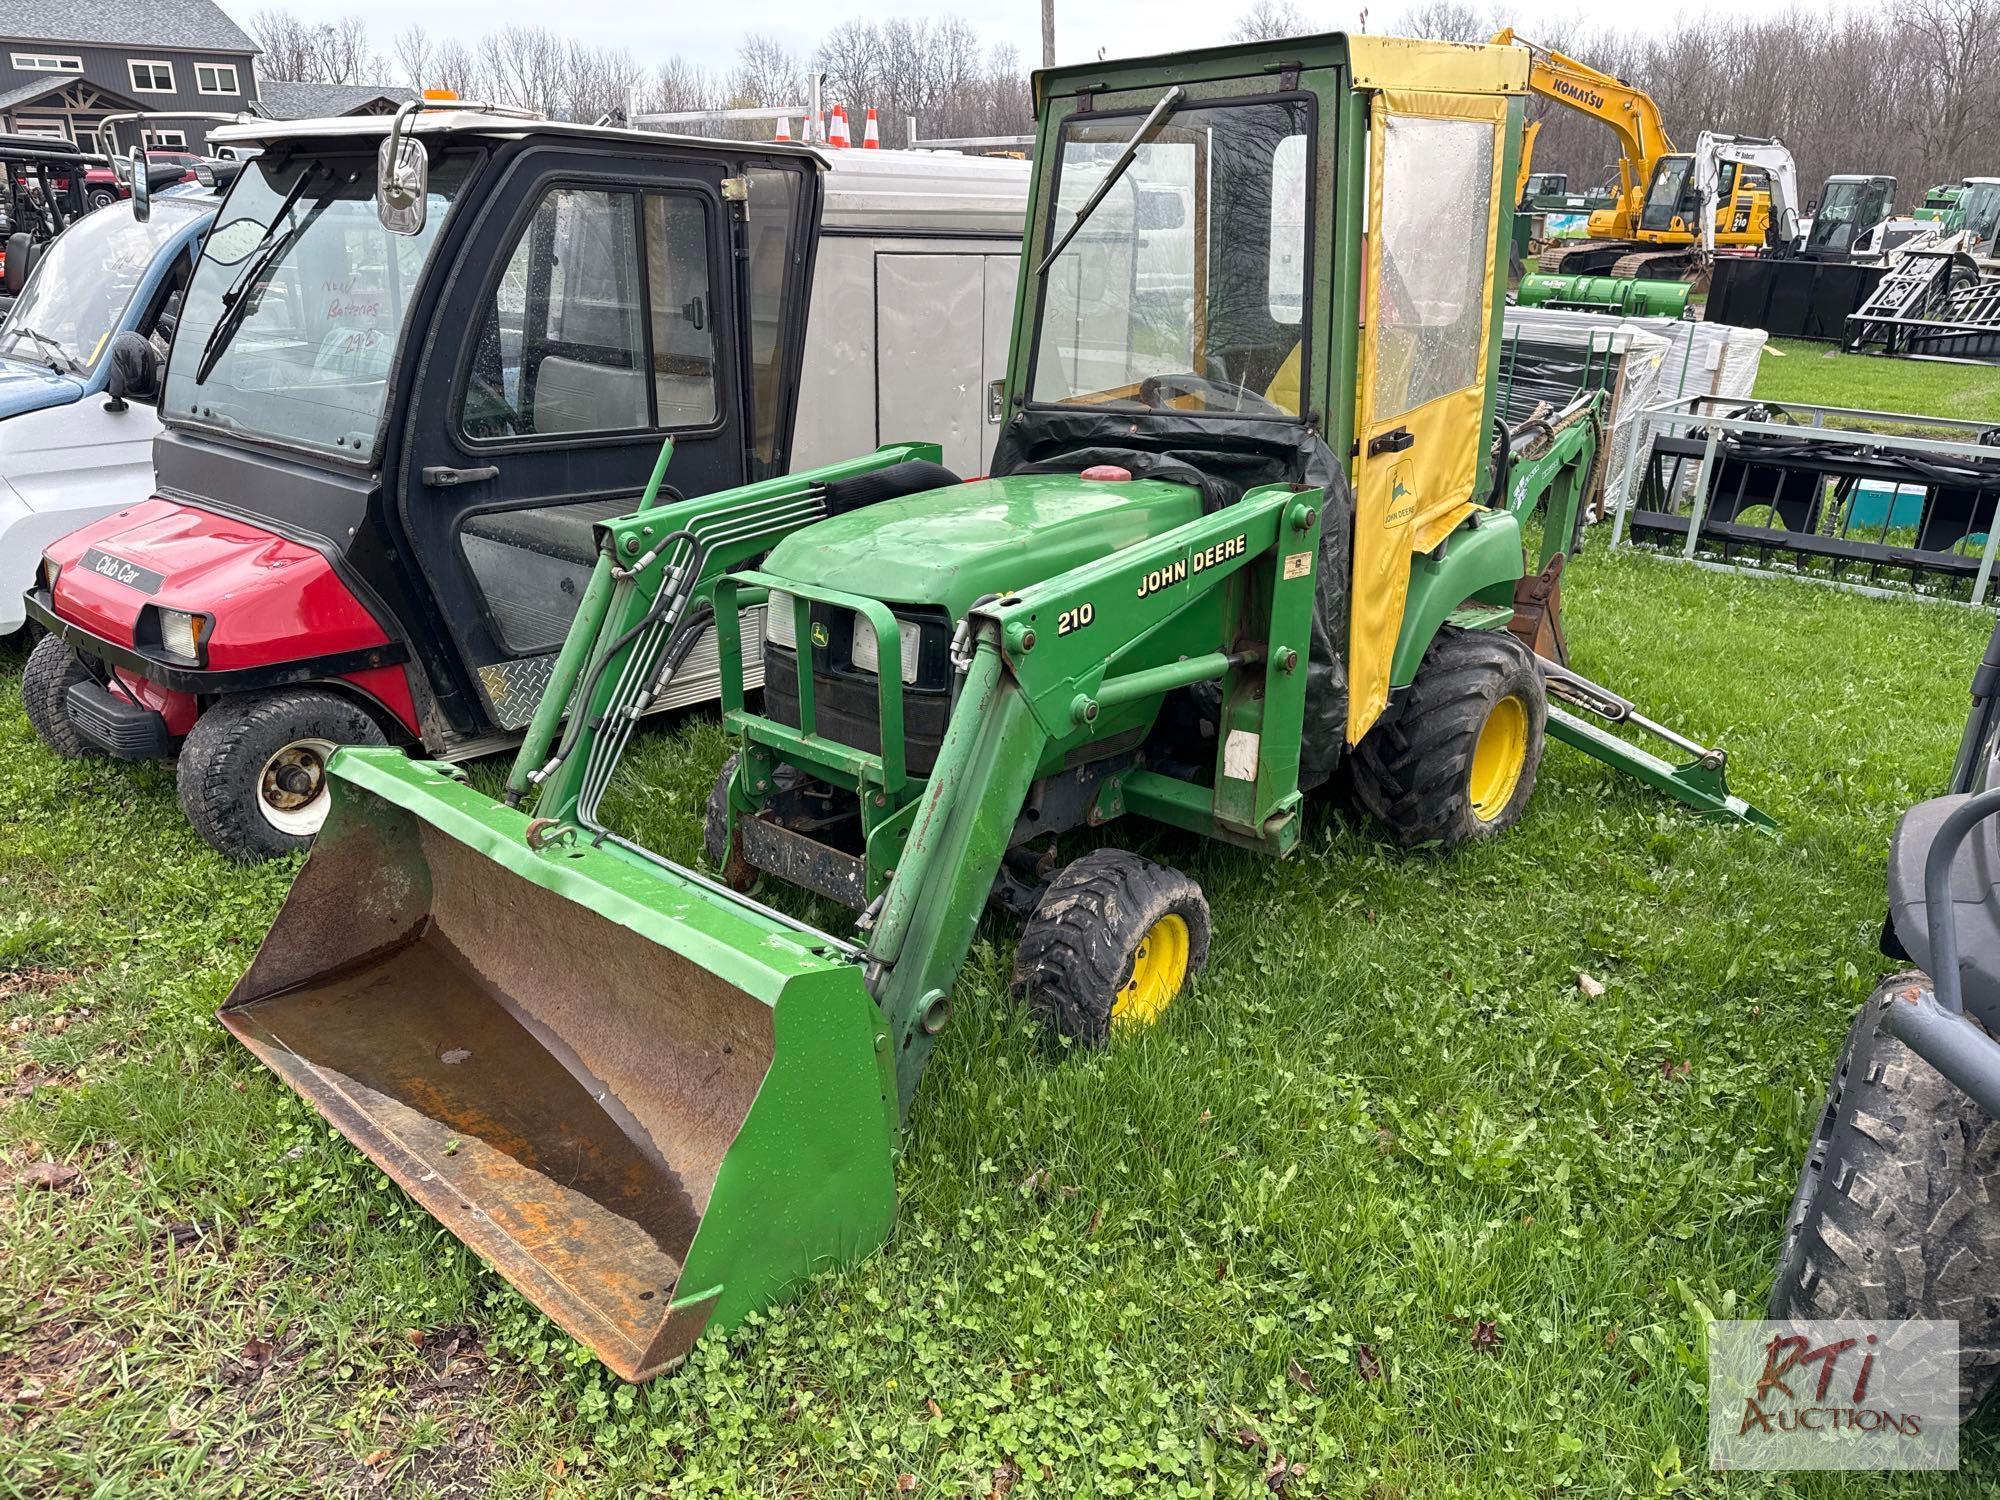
[[1035, 86, 1185, 277], [2, 324, 75, 373], [193, 171, 323, 385]]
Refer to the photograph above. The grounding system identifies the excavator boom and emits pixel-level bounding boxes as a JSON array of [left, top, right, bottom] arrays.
[[1492, 27, 1674, 240]]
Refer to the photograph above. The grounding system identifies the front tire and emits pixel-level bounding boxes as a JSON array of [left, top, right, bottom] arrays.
[[21, 634, 95, 759], [1352, 626, 1546, 849], [175, 690, 387, 862], [703, 753, 757, 892], [1012, 850, 1210, 1048], [1770, 977, 2000, 1418]]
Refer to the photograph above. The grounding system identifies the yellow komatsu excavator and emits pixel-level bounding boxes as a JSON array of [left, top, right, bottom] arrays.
[[1494, 28, 1786, 278]]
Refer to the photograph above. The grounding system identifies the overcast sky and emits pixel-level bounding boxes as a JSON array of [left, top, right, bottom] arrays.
[[218, 0, 1846, 79]]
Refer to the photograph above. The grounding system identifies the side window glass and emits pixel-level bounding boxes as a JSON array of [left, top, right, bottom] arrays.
[[461, 187, 647, 440], [1370, 113, 1496, 421], [644, 193, 720, 429], [742, 167, 802, 473]]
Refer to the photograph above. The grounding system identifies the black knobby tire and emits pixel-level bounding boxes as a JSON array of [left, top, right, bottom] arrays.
[[175, 689, 386, 863], [1352, 626, 1546, 849], [21, 634, 95, 759], [87, 189, 118, 212], [1769, 976, 2000, 1418], [1011, 849, 1211, 1048]]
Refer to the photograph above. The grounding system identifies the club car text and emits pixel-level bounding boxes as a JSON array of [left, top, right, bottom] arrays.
[[1135, 533, 1249, 600]]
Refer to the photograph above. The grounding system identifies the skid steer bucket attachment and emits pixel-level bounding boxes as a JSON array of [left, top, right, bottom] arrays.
[[220, 750, 897, 1382]]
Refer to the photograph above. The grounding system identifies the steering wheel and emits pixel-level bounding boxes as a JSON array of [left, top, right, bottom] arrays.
[[1138, 371, 1289, 417]]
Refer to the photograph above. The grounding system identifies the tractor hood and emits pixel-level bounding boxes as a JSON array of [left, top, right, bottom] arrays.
[[763, 472, 1203, 615]]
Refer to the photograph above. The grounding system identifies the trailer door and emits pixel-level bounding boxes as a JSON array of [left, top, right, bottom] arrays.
[[1349, 90, 1509, 740], [875, 251, 1018, 474]]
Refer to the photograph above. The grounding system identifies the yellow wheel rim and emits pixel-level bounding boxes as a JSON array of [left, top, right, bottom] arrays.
[[1468, 694, 1528, 822], [1111, 914, 1189, 1028]]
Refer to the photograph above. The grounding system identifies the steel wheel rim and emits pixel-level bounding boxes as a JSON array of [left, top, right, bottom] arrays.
[[1112, 913, 1189, 1027], [1469, 695, 1528, 821], [257, 737, 339, 836]]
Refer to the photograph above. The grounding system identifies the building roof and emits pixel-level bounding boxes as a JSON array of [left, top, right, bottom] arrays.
[[0, 72, 81, 114], [4, 0, 259, 54], [255, 80, 419, 120]]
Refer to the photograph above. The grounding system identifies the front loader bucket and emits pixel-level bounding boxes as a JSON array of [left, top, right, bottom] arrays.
[[220, 750, 897, 1381]]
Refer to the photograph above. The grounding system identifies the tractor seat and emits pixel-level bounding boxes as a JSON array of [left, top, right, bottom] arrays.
[[1886, 793, 2000, 1031]]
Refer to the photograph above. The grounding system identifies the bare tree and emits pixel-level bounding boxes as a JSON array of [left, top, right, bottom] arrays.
[[1232, 1, 1312, 43], [251, 9, 379, 84], [1391, 1, 1492, 44], [393, 25, 433, 92]]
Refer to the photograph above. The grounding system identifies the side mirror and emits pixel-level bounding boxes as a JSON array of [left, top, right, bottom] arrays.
[[376, 104, 428, 236], [103, 331, 162, 412], [130, 147, 151, 222], [2, 232, 32, 297]]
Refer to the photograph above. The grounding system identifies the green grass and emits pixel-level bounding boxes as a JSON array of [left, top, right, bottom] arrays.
[[1752, 338, 2000, 421], [6, 556, 1999, 1496]]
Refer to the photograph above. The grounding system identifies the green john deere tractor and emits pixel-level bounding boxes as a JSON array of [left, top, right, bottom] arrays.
[[220, 33, 1767, 1383]]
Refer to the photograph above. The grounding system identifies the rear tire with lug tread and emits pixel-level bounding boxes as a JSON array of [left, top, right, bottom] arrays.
[[1769, 976, 2000, 1418], [1011, 849, 1210, 1048], [176, 689, 386, 863], [1352, 625, 1545, 849], [22, 634, 95, 759]]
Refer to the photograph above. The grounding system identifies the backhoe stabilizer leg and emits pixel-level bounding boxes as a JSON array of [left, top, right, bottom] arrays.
[[1538, 661, 1775, 830]]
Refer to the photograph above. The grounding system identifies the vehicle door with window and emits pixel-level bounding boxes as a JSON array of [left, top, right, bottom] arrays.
[[398, 150, 785, 731], [1349, 89, 1509, 739]]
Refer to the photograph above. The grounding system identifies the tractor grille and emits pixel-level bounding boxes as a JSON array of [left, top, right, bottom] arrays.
[[762, 644, 950, 777]]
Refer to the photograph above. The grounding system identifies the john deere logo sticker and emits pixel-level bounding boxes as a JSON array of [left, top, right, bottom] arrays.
[[1387, 464, 1417, 527], [810, 621, 830, 648]]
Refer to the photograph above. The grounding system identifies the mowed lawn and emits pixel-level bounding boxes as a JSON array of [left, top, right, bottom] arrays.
[[4, 347, 2000, 1496]]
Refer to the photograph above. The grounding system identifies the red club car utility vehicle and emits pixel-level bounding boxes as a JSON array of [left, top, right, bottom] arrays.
[[23, 103, 1026, 859]]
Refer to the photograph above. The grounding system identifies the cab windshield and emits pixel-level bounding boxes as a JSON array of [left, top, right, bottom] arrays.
[[1029, 96, 1311, 419], [162, 148, 471, 460], [0, 200, 193, 376], [1961, 184, 2000, 249], [1640, 155, 1695, 232], [1807, 180, 1888, 253]]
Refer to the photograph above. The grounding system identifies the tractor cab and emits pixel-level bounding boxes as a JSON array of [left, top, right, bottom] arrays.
[[1803, 174, 1898, 258]]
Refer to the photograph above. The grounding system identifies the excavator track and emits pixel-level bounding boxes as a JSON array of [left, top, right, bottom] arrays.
[[1607, 249, 1697, 280], [1538, 240, 1641, 275]]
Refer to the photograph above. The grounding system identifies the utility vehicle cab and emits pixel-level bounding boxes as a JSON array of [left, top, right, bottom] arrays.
[[0, 134, 90, 312], [25, 104, 1027, 860], [1801, 174, 1900, 259], [0, 169, 218, 635]]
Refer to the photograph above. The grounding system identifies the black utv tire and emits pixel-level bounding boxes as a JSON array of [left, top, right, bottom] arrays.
[[22, 634, 95, 759], [1352, 626, 1546, 849], [176, 689, 386, 863], [1012, 849, 1210, 1048], [1769, 976, 2000, 1418]]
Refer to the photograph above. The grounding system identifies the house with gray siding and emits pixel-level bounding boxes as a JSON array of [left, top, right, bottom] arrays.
[[0, 0, 262, 154]]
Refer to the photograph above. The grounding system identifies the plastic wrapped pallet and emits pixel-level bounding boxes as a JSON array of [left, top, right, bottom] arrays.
[[1498, 307, 1671, 517]]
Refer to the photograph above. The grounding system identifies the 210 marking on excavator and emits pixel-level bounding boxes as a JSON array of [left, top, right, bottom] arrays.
[[1136, 532, 1248, 598]]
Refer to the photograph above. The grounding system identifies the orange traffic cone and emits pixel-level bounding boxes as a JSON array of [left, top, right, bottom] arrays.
[[828, 104, 850, 148], [774, 114, 792, 142], [862, 106, 880, 148]]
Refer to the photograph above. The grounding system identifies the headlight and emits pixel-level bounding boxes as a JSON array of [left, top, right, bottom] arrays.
[[765, 590, 796, 650], [850, 613, 920, 685], [39, 556, 59, 592], [157, 607, 208, 661]]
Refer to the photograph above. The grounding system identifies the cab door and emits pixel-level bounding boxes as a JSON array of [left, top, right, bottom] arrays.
[[394, 148, 810, 735], [1348, 90, 1509, 739]]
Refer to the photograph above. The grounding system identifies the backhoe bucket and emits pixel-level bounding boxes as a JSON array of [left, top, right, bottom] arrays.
[[220, 750, 897, 1381]]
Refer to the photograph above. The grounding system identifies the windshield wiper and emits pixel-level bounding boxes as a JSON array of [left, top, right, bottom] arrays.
[[193, 169, 327, 386], [1035, 86, 1186, 277], [2, 324, 77, 374]]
